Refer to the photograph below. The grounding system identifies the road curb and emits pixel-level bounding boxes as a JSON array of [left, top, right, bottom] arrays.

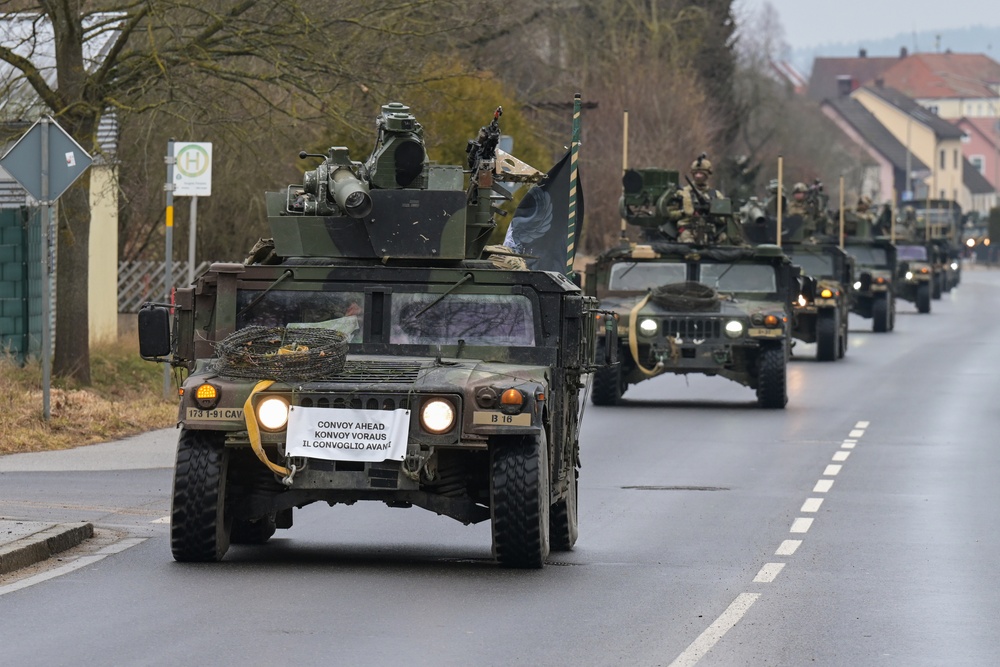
[[0, 522, 94, 575]]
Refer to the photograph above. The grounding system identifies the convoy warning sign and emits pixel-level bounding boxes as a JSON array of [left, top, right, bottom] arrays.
[[285, 407, 410, 462]]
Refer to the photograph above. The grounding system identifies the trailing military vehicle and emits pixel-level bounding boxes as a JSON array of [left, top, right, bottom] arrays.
[[832, 208, 897, 333], [137, 103, 614, 569], [740, 188, 853, 362], [584, 167, 798, 409], [899, 200, 962, 295], [894, 243, 933, 314]]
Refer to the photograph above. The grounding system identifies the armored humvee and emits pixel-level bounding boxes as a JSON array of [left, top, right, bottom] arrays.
[[740, 195, 853, 362], [584, 168, 798, 409], [138, 103, 613, 569], [894, 243, 933, 313]]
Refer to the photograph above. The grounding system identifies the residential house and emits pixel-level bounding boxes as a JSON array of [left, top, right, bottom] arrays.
[[820, 96, 928, 204], [807, 49, 907, 102], [876, 52, 1000, 119], [851, 85, 975, 211], [955, 117, 1000, 193]]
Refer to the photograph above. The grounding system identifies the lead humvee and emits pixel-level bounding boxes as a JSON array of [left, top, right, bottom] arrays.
[[138, 104, 613, 568]]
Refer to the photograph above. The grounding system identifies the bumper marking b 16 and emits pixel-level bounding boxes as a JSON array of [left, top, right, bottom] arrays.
[[473, 411, 531, 426]]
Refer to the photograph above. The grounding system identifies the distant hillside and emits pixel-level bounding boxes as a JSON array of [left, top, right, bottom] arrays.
[[791, 25, 1000, 76]]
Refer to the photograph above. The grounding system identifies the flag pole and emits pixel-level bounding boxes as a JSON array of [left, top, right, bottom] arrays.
[[567, 93, 582, 276], [620, 109, 629, 241]]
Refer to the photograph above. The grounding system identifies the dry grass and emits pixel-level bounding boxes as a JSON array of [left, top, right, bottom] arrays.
[[0, 335, 178, 455]]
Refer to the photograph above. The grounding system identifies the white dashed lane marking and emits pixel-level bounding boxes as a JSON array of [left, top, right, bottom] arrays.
[[775, 540, 802, 556], [800, 498, 823, 512], [753, 563, 785, 583], [790, 518, 814, 533], [666, 421, 868, 666]]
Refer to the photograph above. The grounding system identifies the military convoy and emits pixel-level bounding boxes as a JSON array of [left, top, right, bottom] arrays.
[[583, 166, 797, 409], [138, 99, 965, 569], [138, 103, 614, 569]]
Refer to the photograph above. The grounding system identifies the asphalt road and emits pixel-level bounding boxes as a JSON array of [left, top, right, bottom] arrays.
[[0, 266, 997, 667]]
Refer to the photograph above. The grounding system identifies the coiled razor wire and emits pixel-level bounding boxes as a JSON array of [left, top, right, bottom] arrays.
[[211, 326, 348, 382], [649, 282, 721, 312]]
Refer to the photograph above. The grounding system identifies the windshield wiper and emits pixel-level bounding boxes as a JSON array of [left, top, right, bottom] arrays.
[[414, 273, 474, 318], [237, 269, 293, 319]]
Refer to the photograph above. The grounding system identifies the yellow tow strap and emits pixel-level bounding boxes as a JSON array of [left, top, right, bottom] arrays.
[[628, 292, 665, 378], [243, 379, 291, 477]]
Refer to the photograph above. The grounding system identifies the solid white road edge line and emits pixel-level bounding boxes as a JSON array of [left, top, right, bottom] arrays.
[[0, 538, 147, 597]]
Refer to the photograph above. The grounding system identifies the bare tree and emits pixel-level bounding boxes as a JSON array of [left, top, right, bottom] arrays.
[[0, 0, 504, 384]]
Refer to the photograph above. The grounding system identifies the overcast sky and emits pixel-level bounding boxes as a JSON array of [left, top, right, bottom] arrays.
[[737, 0, 1000, 51]]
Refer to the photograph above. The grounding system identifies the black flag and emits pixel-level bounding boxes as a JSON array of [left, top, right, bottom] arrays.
[[504, 151, 582, 274]]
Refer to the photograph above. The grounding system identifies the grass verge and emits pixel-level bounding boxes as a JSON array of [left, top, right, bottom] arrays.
[[0, 335, 178, 455]]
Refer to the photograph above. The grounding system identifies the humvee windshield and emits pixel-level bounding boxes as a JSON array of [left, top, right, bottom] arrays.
[[845, 246, 889, 267], [786, 251, 834, 278], [608, 262, 686, 291], [701, 263, 777, 293], [235, 289, 536, 347], [896, 245, 928, 261]]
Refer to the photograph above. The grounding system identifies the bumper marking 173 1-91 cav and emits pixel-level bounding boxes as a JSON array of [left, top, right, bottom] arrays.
[[186, 407, 245, 421]]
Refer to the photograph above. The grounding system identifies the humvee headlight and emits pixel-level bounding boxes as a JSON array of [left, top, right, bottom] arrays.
[[639, 318, 658, 336], [724, 320, 744, 338], [853, 281, 862, 290], [257, 397, 290, 431], [194, 383, 220, 410], [763, 314, 780, 328], [951, 262, 959, 270], [905, 271, 914, 280], [797, 295, 808, 307], [421, 398, 456, 434], [820, 288, 834, 298]]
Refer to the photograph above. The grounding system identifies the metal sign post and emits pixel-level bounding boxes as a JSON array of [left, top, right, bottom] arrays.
[[0, 116, 93, 421], [164, 140, 175, 400]]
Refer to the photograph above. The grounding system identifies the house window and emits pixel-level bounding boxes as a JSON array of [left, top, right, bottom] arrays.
[[940, 189, 946, 199], [971, 155, 985, 173], [954, 149, 959, 169], [962, 132, 971, 143], [940, 149, 946, 169], [928, 105, 940, 114]]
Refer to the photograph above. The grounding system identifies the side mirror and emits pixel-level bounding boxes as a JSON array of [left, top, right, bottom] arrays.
[[138, 304, 172, 360]]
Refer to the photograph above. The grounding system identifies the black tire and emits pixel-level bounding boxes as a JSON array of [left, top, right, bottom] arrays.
[[872, 296, 890, 333], [816, 310, 838, 362], [231, 515, 277, 545], [490, 434, 550, 568], [756, 344, 787, 409], [171, 429, 231, 562], [591, 362, 624, 406], [550, 466, 578, 552], [916, 283, 931, 314], [932, 273, 942, 299]]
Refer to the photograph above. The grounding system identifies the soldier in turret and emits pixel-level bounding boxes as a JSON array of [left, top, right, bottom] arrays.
[[669, 154, 727, 244], [787, 182, 809, 217]]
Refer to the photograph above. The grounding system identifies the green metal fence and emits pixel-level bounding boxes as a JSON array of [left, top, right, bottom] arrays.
[[0, 207, 41, 364]]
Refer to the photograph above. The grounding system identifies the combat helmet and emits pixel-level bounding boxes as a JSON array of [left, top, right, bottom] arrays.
[[690, 153, 712, 175], [793, 182, 808, 194]]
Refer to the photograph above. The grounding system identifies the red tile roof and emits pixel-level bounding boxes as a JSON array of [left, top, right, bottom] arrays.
[[880, 53, 1000, 99]]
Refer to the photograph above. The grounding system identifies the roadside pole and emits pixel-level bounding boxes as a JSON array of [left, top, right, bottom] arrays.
[[40, 118, 51, 420], [164, 140, 175, 400]]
